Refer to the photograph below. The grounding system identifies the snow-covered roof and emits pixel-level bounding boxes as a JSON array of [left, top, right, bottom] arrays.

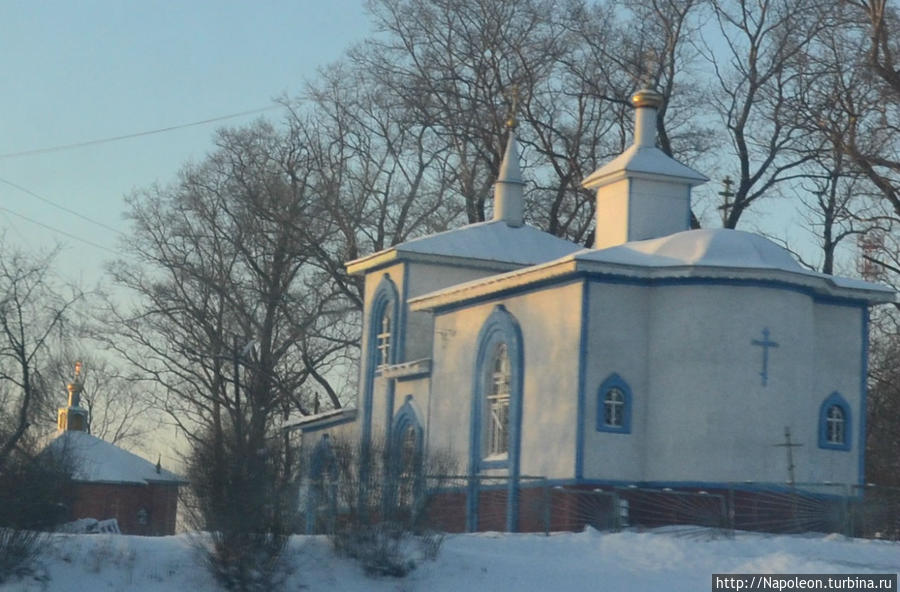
[[282, 407, 357, 431], [410, 229, 894, 311], [44, 431, 185, 485], [582, 144, 708, 189], [578, 229, 804, 271], [346, 221, 582, 275]]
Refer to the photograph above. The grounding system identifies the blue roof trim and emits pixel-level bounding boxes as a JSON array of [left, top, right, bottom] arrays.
[[428, 271, 875, 316]]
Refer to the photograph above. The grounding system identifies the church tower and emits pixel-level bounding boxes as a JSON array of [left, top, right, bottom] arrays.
[[57, 362, 88, 432], [493, 104, 525, 227], [582, 89, 708, 250]]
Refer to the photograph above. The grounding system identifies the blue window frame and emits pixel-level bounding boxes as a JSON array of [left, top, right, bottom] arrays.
[[818, 392, 851, 451], [470, 305, 524, 472], [468, 305, 524, 532], [596, 373, 632, 434], [388, 396, 425, 516], [361, 274, 400, 448]]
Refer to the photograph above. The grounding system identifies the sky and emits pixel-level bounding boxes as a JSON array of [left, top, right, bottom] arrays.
[[0, 1, 849, 285], [0, 1, 371, 287]]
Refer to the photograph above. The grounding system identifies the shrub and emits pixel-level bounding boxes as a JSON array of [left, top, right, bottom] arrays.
[[0, 444, 74, 583], [305, 433, 456, 577], [184, 425, 298, 592]]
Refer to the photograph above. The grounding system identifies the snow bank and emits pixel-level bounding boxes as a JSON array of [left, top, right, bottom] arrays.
[[3, 528, 898, 592]]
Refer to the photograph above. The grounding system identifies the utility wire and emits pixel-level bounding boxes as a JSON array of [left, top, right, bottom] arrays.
[[0, 176, 124, 235], [0, 205, 119, 254], [0, 104, 280, 159]]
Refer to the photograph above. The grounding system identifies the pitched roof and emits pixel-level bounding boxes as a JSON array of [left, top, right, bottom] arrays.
[[44, 431, 185, 485], [346, 220, 582, 275], [582, 144, 708, 189], [410, 229, 894, 311]]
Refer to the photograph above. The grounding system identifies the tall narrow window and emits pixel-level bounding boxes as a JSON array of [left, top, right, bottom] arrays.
[[376, 310, 391, 369], [487, 343, 511, 457], [604, 387, 625, 427], [825, 405, 845, 445], [397, 424, 419, 508]]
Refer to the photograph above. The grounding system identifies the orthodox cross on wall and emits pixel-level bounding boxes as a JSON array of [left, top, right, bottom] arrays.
[[751, 327, 779, 387]]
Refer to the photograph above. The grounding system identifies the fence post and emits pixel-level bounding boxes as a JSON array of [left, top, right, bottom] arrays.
[[541, 478, 551, 536], [727, 486, 735, 537]]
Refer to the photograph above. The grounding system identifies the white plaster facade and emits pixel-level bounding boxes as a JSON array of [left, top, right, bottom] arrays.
[[296, 89, 894, 532]]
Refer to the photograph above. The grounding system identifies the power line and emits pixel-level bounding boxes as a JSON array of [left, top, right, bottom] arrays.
[[0, 104, 281, 159], [0, 205, 119, 254], [0, 176, 124, 235]]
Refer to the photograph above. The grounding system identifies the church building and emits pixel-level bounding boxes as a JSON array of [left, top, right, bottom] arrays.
[[300, 89, 894, 532], [45, 364, 185, 535]]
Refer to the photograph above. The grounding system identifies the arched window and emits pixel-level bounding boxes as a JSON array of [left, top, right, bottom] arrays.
[[397, 424, 419, 507], [603, 387, 625, 428], [389, 396, 424, 520], [596, 374, 632, 434], [376, 308, 392, 369], [818, 392, 851, 451], [487, 343, 511, 457], [469, 305, 524, 533], [470, 305, 523, 472], [362, 274, 399, 448], [825, 405, 845, 445]]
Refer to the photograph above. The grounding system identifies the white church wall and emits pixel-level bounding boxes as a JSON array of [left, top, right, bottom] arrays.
[[427, 310, 480, 465], [642, 283, 818, 484], [403, 262, 500, 363], [593, 178, 692, 250], [426, 282, 583, 480], [806, 302, 865, 484], [628, 178, 692, 242], [594, 182, 631, 250], [511, 281, 583, 480], [581, 281, 650, 482]]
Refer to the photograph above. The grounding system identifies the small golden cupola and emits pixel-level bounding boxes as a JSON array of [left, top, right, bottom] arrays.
[[57, 362, 88, 432]]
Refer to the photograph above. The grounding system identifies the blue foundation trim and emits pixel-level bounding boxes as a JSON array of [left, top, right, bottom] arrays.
[[468, 305, 524, 532]]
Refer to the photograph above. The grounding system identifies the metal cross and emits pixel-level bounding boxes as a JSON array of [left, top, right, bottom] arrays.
[[504, 85, 519, 130], [751, 327, 779, 386], [774, 426, 802, 488], [718, 175, 734, 226]]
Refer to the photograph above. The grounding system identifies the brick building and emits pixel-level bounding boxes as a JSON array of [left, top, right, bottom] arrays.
[[45, 364, 185, 535]]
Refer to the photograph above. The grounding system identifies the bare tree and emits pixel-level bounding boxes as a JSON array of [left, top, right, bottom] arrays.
[[701, 0, 837, 228], [0, 240, 80, 581], [827, 0, 900, 217], [0, 242, 82, 469]]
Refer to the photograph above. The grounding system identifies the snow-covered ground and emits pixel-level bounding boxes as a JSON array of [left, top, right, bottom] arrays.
[[3, 528, 899, 591]]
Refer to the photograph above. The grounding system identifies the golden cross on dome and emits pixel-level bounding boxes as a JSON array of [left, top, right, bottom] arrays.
[[504, 85, 519, 130]]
